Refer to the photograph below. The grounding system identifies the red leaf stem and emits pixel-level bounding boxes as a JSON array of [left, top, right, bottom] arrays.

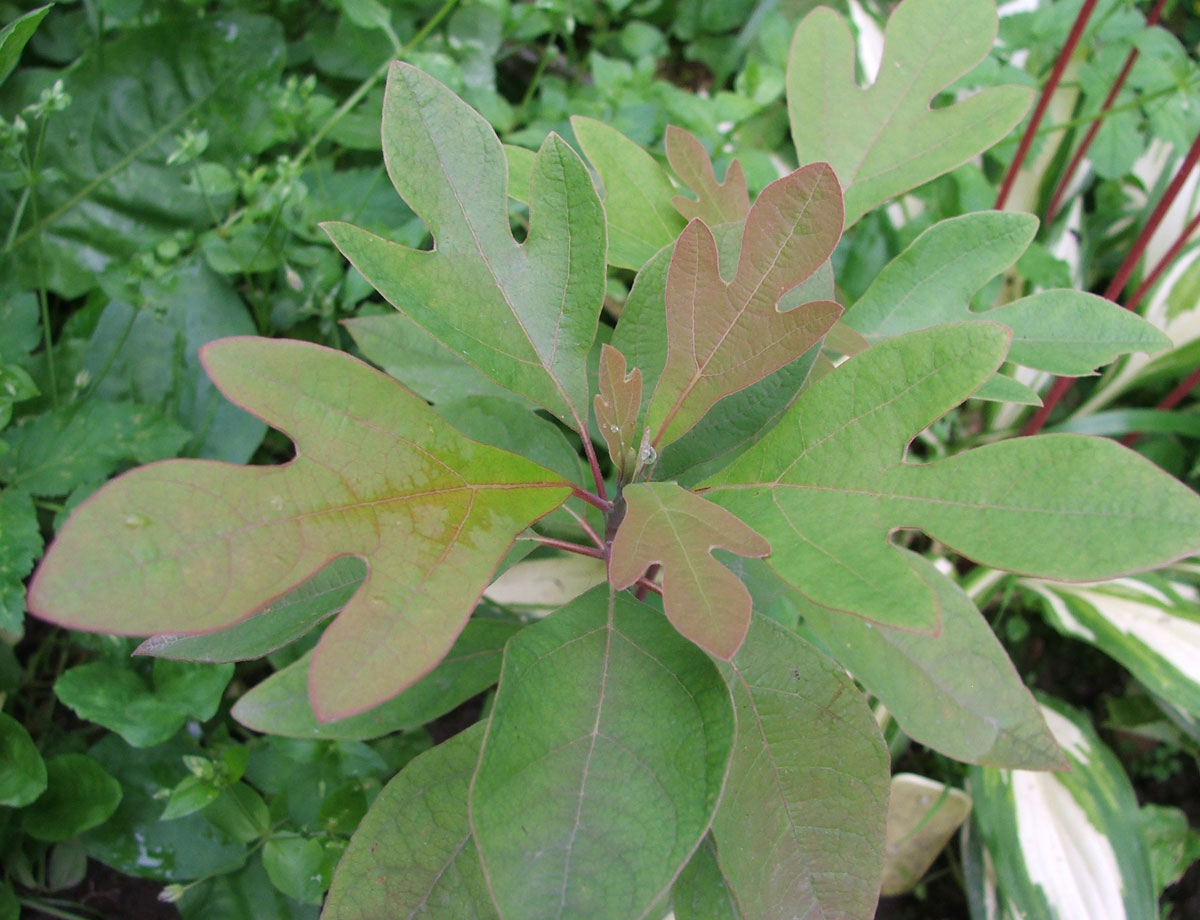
[[635, 563, 661, 601], [1127, 210, 1200, 313], [995, 0, 1099, 211], [571, 483, 611, 512], [528, 535, 607, 560], [1121, 363, 1200, 446]]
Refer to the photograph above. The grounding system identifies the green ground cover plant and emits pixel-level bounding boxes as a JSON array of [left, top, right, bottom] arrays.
[[4, 0, 1200, 918]]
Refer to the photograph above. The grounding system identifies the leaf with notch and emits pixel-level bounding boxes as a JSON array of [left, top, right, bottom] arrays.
[[712, 614, 889, 920], [609, 482, 769, 659], [594, 344, 642, 482], [666, 126, 749, 226], [673, 835, 744, 920], [702, 323, 1200, 632], [646, 163, 844, 449], [324, 64, 606, 430], [28, 338, 571, 721], [471, 585, 734, 920], [788, 0, 1033, 226]]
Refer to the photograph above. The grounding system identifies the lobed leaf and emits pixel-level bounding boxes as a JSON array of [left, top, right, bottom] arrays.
[[666, 126, 749, 226], [702, 323, 1200, 632], [608, 482, 769, 659], [471, 586, 734, 920], [593, 344, 643, 483], [788, 0, 1032, 226], [712, 615, 889, 920], [325, 64, 606, 430], [646, 163, 844, 449], [28, 338, 570, 721]]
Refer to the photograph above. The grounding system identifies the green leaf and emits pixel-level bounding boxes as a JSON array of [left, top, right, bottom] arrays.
[[666, 126, 749, 226], [262, 837, 329, 904], [325, 64, 606, 430], [788, 0, 1033, 226], [30, 338, 571, 720], [970, 701, 1157, 920], [881, 774, 973, 896], [702, 324, 1200, 632], [673, 835, 744, 920], [23, 754, 123, 842], [0, 882, 16, 920], [178, 858, 319, 920], [0, 712, 46, 807], [200, 783, 270, 844], [646, 163, 844, 448], [54, 659, 234, 748], [0, 401, 190, 496], [842, 212, 1169, 375], [160, 775, 222, 821], [136, 557, 366, 663], [973, 374, 1043, 406], [799, 551, 1065, 769], [1139, 803, 1200, 895], [231, 618, 518, 740], [712, 615, 889, 920], [571, 115, 686, 270], [0, 5, 51, 88], [323, 724, 498, 920], [0, 487, 40, 635], [609, 482, 770, 658], [1048, 409, 1200, 440], [471, 586, 734, 920], [594, 344, 643, 482]]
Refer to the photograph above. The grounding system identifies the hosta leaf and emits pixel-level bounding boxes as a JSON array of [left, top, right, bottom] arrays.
[[1023, 575, 1200, 717], [799, 550, 1064, 769], [471, 586, 734, 920], [571, 116, 685, 271], [673, 835, 744, 920], [0, 487, 39, 635], [231, 618, 518, 741], [702, 324, 1200, 632], [609, 482, 769, 658], [28, 338, 570, 721], [843, 213, 1169, 375], [323, 724, 497, 920], [646, 163, 844, 448], [882, 774, 972, 896], [788, 0, 1032, 226], [666, 126, 749, 226], [594, 344, 643, 482], [712, 615, 889, 920], [970, 702, 1156, 920], [325, 64, 606, 430]]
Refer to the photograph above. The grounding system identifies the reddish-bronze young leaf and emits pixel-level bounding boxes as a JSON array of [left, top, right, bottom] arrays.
[[646, 163, 844, 449], [609, 482, 770, 659], [594, 344, 643, 483], [28, 338, 571, 721], [666, 125, 750, 226]]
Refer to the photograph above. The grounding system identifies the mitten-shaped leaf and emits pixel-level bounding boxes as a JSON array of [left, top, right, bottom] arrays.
[[646, 163, 844, 448], [324, 64, 606, 430], [28, 338, 571, 721], [666, 126, 750, 225], [703, 323, 1200, 632], [471, 586, 734, 920], [609, 482, 769, 658], [788, 0, 1032, 226], [593, 344, 642, 483], [713, 615, 889, 920]]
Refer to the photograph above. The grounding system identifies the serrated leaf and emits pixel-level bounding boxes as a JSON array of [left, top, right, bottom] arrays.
[[673, 835, 744, 920], [799, 550, 1064, 769], [594, 344, 643, 482], [325, 64, 606, 430], [571, 115, 685, 270], [29, 338, 570, 721], [646, 163, 844, 448], [702, 324, 1200, 632], [609, 482, 769, 658], [788, 0, 1032, 226], [323, 724, 498, 920], [712, 615, 889, 920], [231, 618, 518, 740], [0, 487, 40, 635], [843, 212, 1169, 375], [666, 126, 749, 225], [471, 586, 734, 920]]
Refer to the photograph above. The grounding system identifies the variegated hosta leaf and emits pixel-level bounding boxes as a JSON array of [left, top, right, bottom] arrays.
[[28, 338, 571, 721], [970, 701, 1157, 920], [1023, 573, 1200, 716], [882, 774, 972, 896]]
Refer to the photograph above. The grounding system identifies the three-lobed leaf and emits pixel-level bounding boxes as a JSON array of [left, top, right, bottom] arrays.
[[593, 344, 643, 483], [29, 338, 570, 721], [666, 126, 749, 226]]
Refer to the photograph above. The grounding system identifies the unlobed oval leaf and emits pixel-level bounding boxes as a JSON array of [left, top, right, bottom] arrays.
[[28, 337, 570, 721], [471, 586, 734, 920]]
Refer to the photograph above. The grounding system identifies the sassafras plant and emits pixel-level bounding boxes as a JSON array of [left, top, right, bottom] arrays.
[[26, 0, 1200, 917]]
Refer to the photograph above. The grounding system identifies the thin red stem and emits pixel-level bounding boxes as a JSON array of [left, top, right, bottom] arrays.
[[995, 0, 1099, 211], [563, 503, 605, 550], [1127, 210, 1200, 313], [1045, 0, 1166, 222], [634, 563, 661, 601], [1121, 364, 1200, 447], [575, 414, 608, 504], [572, 483, 611, 512], [526, 535, 607, 559]]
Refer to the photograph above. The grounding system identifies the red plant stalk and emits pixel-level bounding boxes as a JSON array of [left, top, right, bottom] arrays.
[[1045, 0, 1168, 222], [995, 0, 1099, 211]]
